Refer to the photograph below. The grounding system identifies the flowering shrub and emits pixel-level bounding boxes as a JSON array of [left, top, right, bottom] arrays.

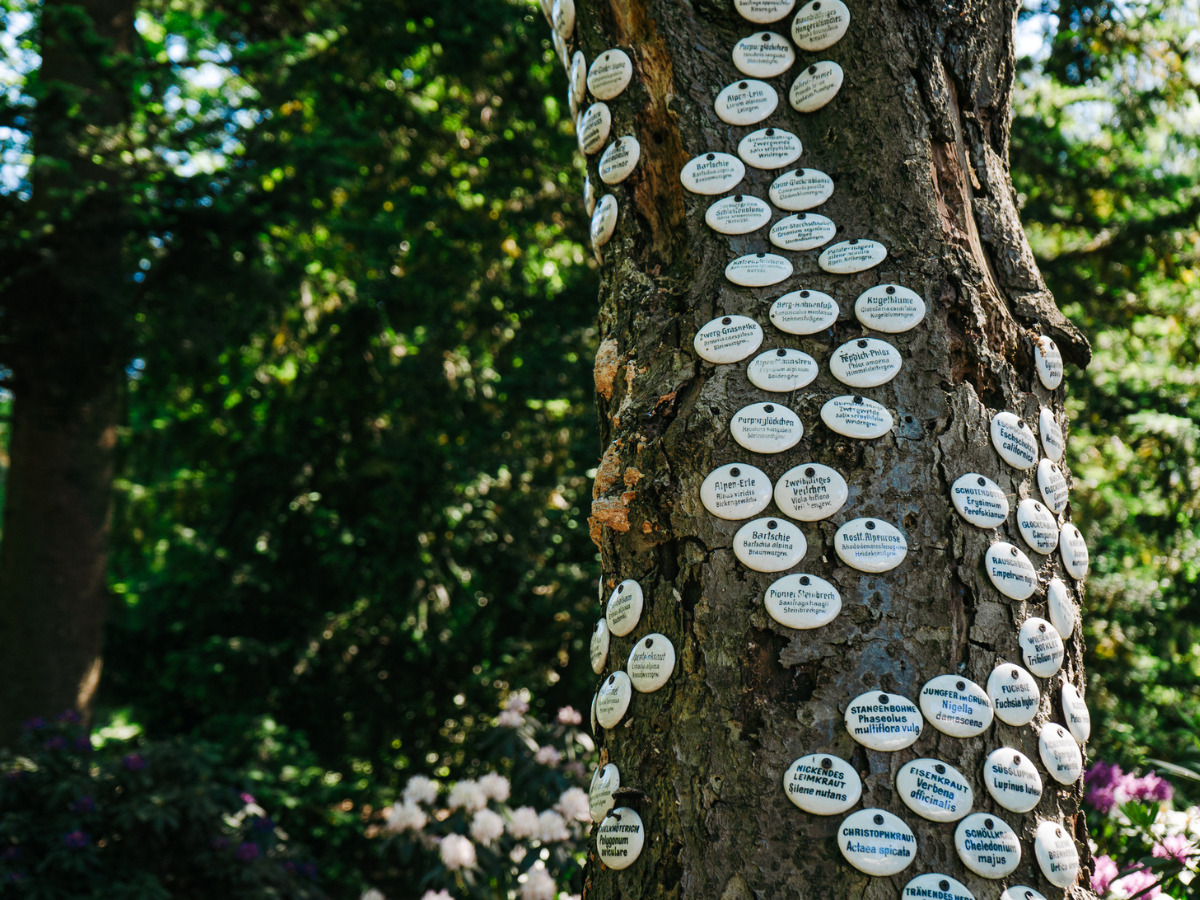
[[1084, 762, 1199, 898], [361, 694, 594, 900], [0, 712, 326, 898]]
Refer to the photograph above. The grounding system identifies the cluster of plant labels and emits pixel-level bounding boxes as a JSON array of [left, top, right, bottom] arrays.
[[544, 0, 1090, 890]]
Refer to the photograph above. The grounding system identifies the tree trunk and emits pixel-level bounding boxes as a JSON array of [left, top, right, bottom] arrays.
[[572, 0, 1095, 896], [0, 0, 134, 743]]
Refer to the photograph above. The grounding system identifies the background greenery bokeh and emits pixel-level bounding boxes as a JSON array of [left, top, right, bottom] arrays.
[[1, 0, 1199, 894]]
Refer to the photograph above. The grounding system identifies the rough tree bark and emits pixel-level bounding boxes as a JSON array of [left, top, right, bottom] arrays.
[[571, 0, 1095, 897], [0, 0, 134, 743]]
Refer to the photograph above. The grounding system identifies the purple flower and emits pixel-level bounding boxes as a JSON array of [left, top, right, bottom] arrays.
[[1127, 772, 1174, 804], [70, 796, 94, 814], [43, 736, 66, 752], [55, 710, 81, 724], [251, 815, 274, 832], [63, 831, 89, 850], [211, 837, 230, 850], [73, 736, 92, 753], [122, 753, 146, 771], [235, 842, 259, 861], [1086, 761, 1125, 789], [1086, 783, 1119, 814], [1092, 855, 1119, 894], [1153, 833, 1195, 865], [1112, 868, 1161, 900], [21, 717, 46, 733], [240, 792, 256, 805]]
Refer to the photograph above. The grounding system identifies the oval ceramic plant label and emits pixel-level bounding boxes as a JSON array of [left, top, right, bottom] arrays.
[[734, 0, 796, 24], [950, 473, 1009, 528], [1038, 722, 1083, 785], [903, 875, 976, 900], [1039, 406, 1065, 461], [1059, 522, 1089, 579], [770, 289, 839, 334], [896, 759, 974, 823], [597, 807, 644, 869], [725, 252, 793, 287], [982, 747, 1042, 814], [694, 314, 763, 364], [834, 518, 907, 573], [705, 194, 772, 234], [730, 401, 804, 454], [746, 348, 819, 392], [769, 168, 834, 211], [770, 212, 836, 251], [990, 411, 1038, 470], [854, 284, 925, 333], [829, 337, 903, 388], [983, 541, 1038, 601], [789, 60, 843, 112], [626, 633, 676, 693], [589, 763, 619, 822], [1037, 458, 1069, 514], [599, 136, 640, 185], [1047, 577, 1078, 638], [1018, 616, 1065, 677], [837, 809, 916, 876], [1061, 682, 1091, 743], [680, 152, 745, 195], [577, 102, 612, 155], [605, 579, 644, 637], [791, 0, 850, 51], [587, 49, 633, 100], [918, 675, 993, 738], [590, 193, 619, 247], [764, 573, 842, 629], [590, 619, 611, 674], [1016, 498, 1059, 555], [733, 517, 807, 572], [819, 239, 888, 274], [986, 663, 1040, 726], [715, 79, 779, 126], [733, 31, 795, 78], [1034, 335, 1064, 389], [783, 753, 861, 814], [595, 671, 633, 729], [954, 813, 1021, 879], [820, 395, 893, 439], [1034, 821, 1079, 888], [738, 127, 802, 169], [844, 691, 923, 751], [774, 463, 848, 521], [699, 462, 773, 520], [570, 51, 587, 104]]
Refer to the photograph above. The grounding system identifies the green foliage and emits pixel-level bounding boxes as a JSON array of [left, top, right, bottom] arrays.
[[1014, 0, 1200, 766], [0, 712, 326, 898]]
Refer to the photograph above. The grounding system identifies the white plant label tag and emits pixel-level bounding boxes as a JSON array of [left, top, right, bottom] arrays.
[[783, 753, 861, 814], [1038, 458, 1069, 514], [896, 759, 974, 823], [700, 462, 773, 520], [578, 102, 612, 155], [746, 348, 819, 392], [738, 127, 802, 169], [725, 252, 793, 287], [820, 395, 893, 439], [589, 763, 619, 822], [595, 671, 632, 729], [587, 49, 633, 100], [903, 875, 976, 900], [774, 463, 848, 521], [1019, 617, 1065, 677], [987, 663, 1040, 726], [854, 284, 925, 333], [791, 0, 850, 51], [834, 518, 907, 573], [590, 193, 619, 248], [769, 168, 834, 211], [845, 691, 923, 751], [705, 194, 772, 234], [984, 541, 1039, 601], [735, 0, 796, 24], [599, 136, 641, 185], [1039, 407, 1065, 461], [1034, 821, 1080, 888], [733, 31, 795, 78], [597, 807, 644, 869], [983, 748, 1043, 814], [918, 675, 993, 738], [1061, 682, 1091, 743], [1039, 722, 1084, 785], [770, 289, 839, 334], [694, 315, 763, 364], [789, 61, 843, 112], [770, 212, 836, 251], [626, 633, 676, 692], [715, 79, 779, 126], [731, 402, 804, 454], [829, 337, 903, 388], [1059, 523, 1089, 580], [950, 474, 1009, 528], [765, 574, 842, 629], [680, 152, 746, 195], [733, 517, 807, 572], [955, 813, 1021, 879], [837, 809, 916, 876], [819, 239, 887, 274], [606, 579, 644, 637], [1034, 335, 1064, 389], [1016, 498, 1059, 555], [590, 619, 611, 674], [990, 411, 1038, 469], [1047, 577, 1078, 639]]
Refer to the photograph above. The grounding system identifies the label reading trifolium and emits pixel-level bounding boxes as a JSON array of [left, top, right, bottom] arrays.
[[1019, 617, 1065, 677]]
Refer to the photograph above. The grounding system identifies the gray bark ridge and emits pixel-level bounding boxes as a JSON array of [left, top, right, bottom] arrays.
[[574, 0, 1095, 897]]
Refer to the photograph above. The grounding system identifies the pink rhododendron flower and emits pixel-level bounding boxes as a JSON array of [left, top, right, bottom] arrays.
[[1092, 855, 1119, 894], [534, 746, 562, 766], [1153, 833, 1196, 865], [556, 787, 591, 822], [557, 706, 582, 725]]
